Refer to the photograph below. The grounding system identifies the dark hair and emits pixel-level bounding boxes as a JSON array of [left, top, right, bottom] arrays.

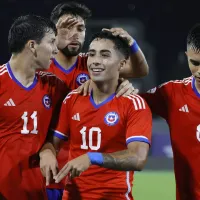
[[50, 1, 92, 24], [8, 15, 57, 54], [187, 24, 200, 52], [90, 31, 130, 59]]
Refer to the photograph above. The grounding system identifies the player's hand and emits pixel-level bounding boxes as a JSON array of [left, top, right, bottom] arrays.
[[54, 154, 91, 183], [102, 28, 134, 46], [56, 16, 79, 50], [39, 149, 58, 186], [76, 79, 93, 96], [116, 78, 139, 97]]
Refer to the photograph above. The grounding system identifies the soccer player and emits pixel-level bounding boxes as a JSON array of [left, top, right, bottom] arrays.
[[45, 2, 149, 198], [39, 31, 152, 200], [49, 1, 149, 91], [140, 24, 200, 200], [0, 15, 68, 200]]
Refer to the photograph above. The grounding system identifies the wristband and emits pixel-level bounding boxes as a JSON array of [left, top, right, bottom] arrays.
[[130, 41, 139, 53], [87, 152, 103, 165]]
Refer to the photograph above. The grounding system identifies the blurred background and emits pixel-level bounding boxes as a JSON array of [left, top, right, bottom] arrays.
[[1, 0, 199, 199]]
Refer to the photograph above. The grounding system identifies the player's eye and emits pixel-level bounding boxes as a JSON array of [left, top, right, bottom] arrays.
[[78, 26, 85, 32], [88, 52, 95, 57], [190, 60, 200, 66], [102, 54, 110, 58]]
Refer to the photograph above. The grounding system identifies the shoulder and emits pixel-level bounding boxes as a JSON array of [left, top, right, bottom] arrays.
[[37, 71, 63, 86], [146, 77, 192, 95], [0, 64, 9, 85], [37, 71, 69, 94], [0, 64, 9, 77], [120, 94, 148, 111], [158, 77, 192, 88], [63, 90, 81, 104], [77, 53, 88, 68]]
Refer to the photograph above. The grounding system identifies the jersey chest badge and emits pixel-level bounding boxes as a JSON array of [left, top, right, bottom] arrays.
[[76, 73, 89, 86], [42, 95, 51, 109], [104, 112, 119, 126]]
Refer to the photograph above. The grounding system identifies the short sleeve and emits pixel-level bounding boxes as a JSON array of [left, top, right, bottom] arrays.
[[125, 95, 152, 146], [51, 95, 70, 141]]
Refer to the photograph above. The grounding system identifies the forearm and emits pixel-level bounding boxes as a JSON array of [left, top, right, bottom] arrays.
[[129, 49, 149, 78], [119, 41, 149, 78], [102, 149, 140, 171], [88, 149, 145, 171]]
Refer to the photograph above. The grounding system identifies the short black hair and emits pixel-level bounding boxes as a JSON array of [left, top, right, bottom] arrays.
[[187, 24, 200, 52], [90, 31, 130, 59], [50, 1, 92, 24], [8, 15, 57, 54]]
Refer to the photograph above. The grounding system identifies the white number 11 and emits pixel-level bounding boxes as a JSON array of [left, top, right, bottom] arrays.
[[21, 111, 38, 134]]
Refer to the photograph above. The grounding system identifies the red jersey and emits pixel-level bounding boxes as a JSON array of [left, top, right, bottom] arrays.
[[46, 53, 89, 190], [141, 76, 200, 200], [0, 63, 68, 200], [48, 53, 89, 90], [53, 90, 152, 200]]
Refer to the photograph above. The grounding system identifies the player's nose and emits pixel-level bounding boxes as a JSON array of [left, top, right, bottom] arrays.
[[92, 62, 101, 66], [53, 45, 59, 55]]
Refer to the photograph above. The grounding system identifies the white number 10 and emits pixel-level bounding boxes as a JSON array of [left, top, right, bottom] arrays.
[[80, 126, 101, 150], [21, 111, 38, 134]]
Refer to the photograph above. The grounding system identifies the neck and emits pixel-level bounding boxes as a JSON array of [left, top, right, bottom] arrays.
[[55, 51, 78, 70], [92, 79, 118, 104], [9, 53, 36, 87]]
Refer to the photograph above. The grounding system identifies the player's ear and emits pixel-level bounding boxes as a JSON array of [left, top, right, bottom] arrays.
[[185, 51, 188, 57], [27, 40, 37, 56], [119, 59, 126, 71]]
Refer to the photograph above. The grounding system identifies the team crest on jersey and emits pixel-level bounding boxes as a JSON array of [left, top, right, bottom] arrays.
[[42, 95, 51, 109], [76, 73, 89, 86], [104, 112, 119, 126]]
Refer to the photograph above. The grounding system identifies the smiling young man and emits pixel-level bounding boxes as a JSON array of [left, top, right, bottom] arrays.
[[45, 2, 149, 199], [39, 31, 152, 200]]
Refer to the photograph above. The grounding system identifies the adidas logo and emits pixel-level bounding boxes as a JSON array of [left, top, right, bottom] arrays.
[[4, 98, 15, 106], [179, 104, 189, 113], [72, 113, 80, 121]]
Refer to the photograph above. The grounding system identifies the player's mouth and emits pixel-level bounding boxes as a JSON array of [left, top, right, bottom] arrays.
[[91, 68, 104, 72], [68, 42, 80, 48], [90, 68, 105, 75]]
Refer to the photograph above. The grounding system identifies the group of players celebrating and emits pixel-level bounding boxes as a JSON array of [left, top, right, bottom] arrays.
[[0, 2, 200, 200]]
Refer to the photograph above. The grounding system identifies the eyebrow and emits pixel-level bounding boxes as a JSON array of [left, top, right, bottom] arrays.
[[76, 22, 85, 27], [88, 49, 111, 53], [190, 59, 200, 63], [77, 23, 85, 26]]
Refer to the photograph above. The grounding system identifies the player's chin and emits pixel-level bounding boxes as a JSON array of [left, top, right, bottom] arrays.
[[90, 75, 104, 83], [39, 62, 51, 70]]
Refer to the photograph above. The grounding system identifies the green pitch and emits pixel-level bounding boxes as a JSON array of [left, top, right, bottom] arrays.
[[132, 171, 175, 200]]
